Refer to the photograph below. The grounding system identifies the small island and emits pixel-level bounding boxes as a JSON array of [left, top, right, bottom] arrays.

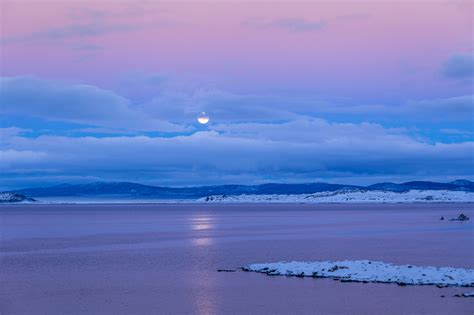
[[0, 192, 36, 203]]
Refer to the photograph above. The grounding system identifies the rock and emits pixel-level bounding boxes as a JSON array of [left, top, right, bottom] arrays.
[[217, 269, 237, 272], [449, 213, 470, 221], [328, 265, 349, 272], [265, 269, 279, 276], [440, 216, 444, 220], [454, 291, 474, 297]]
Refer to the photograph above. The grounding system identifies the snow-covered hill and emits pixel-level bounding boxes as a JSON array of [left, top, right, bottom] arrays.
[[199, 189, 474, 203], [0, 192, 36, 203]]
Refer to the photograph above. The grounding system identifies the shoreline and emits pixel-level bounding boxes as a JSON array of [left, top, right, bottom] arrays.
[[2, 200, 474, 205]]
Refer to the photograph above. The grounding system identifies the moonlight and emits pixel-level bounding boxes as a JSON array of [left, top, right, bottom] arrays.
[[197, 112, 210, 124]]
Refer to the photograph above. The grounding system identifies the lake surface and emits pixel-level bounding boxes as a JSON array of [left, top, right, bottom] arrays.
[[0, 203, 473, 314]]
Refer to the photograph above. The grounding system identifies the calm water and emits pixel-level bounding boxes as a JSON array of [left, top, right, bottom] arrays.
[[0, 203, 473, 314]]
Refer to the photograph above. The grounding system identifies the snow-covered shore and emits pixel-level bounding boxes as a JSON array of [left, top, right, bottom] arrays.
[[243, 260, 474, 287], [0, 192, 36, 203], [200, 189, 474, 203]]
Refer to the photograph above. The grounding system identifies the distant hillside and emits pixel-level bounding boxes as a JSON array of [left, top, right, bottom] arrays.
[[368, 180, 474, 192], [11, 182, 359, 198], [9, 180, 474, 199]]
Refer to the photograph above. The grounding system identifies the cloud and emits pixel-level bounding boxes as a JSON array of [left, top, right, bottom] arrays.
[[0, 149, 49, 169], [3, 75, 470, 140], [1, 6, 139, 46], [244, 18, 325, 32], [441, 53, 474, 79], [242, 13, 369, 33], [0, 76, 184, 132], [404, 95, 474, 121], [143, 83, 474, 123], [142, 88, 311, 123], [1, 119, 472, 188], [440, 128, 472, 136], [1, 75, 472, 188], [212, 119, 410, 143], [1, 23, 137, 45], [0, 127, 28, 138]]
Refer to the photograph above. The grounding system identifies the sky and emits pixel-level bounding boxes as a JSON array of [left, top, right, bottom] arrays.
[[0, 0, 473, 189]]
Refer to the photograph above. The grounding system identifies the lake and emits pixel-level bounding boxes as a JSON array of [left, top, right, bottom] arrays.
[[0, 203, 473, 314]]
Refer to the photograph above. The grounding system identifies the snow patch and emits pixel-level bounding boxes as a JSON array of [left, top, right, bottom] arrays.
[[0, 192, 36, 203], [243, 260, 474, 287], [201, 189, 474, 203]]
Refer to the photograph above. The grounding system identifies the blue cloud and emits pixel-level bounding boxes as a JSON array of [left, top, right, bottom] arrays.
[[1, 119, 472, 189], [1, 75, 472, 189], [1, 7, 139, 46], [1, 23, 138, 45], [441, 53, 474, 79], [0, 76, 184, 132]]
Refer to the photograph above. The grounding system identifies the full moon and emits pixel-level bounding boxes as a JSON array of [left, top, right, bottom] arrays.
[[197, 112, 209, 124]]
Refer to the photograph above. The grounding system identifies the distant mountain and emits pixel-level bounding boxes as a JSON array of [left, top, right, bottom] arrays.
[[11, 182, 360, 198], [368, 180, 474, 192], [449, 179, 474, 190], [8, 179, 474, 199]]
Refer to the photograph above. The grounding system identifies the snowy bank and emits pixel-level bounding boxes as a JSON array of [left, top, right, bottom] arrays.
[[201, 189, 474, 203], [0, 192, 36, 203], [243, 260, 474, 287]]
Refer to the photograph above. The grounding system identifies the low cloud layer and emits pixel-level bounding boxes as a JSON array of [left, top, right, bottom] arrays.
[[0, 76, 184, 132], [1, 75, 473, 189], [1, 120, 472, 189]]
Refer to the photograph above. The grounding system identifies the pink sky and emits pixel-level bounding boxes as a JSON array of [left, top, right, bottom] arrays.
[[1, 0, 472, 101]]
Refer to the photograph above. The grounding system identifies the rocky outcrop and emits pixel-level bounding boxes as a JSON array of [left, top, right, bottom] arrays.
[[450, 213, 470, 221]]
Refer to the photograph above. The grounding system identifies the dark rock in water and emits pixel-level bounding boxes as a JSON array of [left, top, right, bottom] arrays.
[[440, 216, 444, 220], [449, 213, 470, 221], [328, 265, 349, 272], [454, 292, 474, 297], [340, 279, 357, 283], [217, 269, 237, 272]]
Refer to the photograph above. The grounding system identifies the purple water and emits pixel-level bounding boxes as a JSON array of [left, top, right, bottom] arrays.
[[1, 203, 473, 314]]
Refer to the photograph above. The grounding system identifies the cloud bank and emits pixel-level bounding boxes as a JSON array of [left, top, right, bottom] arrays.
[[1, 75, 472, 189]]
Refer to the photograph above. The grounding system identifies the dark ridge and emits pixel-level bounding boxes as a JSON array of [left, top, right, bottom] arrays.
[[7, 179, 473, 198]]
